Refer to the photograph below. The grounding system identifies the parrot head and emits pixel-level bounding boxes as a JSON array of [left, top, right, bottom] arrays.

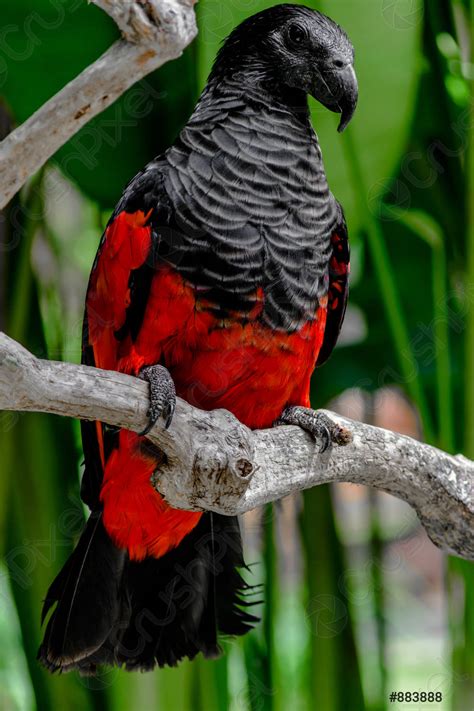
[[211, 3, 358, 132]]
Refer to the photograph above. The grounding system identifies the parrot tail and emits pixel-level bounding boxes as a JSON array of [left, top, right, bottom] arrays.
[[38, 512, 257, 673]]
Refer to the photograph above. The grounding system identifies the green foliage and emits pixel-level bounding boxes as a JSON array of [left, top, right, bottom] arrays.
[[301, 487, 365, 711], [0, 185, 106, 710]]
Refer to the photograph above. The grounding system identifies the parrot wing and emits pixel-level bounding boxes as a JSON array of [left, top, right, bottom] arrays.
[[80, 162, 168, 510], [316, 201, 350, 367]]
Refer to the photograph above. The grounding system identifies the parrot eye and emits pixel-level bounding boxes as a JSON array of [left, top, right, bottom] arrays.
[[286, 23, 308, 49]]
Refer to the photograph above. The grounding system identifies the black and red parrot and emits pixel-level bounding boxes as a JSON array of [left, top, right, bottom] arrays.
[[39, 4, 357, 672]]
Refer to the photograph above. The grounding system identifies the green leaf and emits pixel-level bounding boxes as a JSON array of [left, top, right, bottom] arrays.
[[313, 0, 424, 234], [300, 487, 366, 711]]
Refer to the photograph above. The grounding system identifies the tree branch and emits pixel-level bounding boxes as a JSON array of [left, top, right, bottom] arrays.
[[0, 0, 197, 209], [1, 331, 473, 560]]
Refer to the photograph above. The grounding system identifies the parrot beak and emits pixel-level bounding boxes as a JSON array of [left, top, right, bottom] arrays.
[[311, 63, 358, 133], [335, 64, 358, 132]]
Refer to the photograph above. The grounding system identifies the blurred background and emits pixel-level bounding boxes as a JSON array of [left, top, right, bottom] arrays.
[[0, 0, 472, 709]]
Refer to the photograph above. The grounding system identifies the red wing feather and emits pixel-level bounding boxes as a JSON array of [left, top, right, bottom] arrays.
[[86, 210, 153, 372]]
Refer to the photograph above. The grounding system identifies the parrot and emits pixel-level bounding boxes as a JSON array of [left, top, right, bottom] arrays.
[[38, 3, 357, 673]]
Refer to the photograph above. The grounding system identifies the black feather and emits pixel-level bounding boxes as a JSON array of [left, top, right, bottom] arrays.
[[39, 514, 257, 673], [38, 513, 126, 671], [316, 201, 350, 366]]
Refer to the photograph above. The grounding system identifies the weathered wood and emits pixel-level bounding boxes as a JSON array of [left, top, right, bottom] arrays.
[[1, 331, 473, 560], [0, 0, 197, 208]]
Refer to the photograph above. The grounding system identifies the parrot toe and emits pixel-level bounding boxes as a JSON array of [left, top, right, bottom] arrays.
[[275, 406, 352, 453], [138, 364, 176, 435]]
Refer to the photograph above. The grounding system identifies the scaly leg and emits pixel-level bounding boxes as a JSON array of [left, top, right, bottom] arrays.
[[138, 364, 176, 436], [275, 406, 351, 453]]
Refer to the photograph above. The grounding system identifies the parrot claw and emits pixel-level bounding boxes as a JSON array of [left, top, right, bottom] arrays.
[[138, 365, 176, 436], [275, 406, 352, 453]]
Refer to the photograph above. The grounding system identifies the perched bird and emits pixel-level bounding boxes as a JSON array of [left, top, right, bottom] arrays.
[[38, 3, 357, 673]]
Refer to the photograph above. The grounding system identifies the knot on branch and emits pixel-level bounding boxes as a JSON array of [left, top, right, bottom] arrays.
[[192, 442, 254, 504], [93, 0, 197, 49], [151, 408, 255, 512]]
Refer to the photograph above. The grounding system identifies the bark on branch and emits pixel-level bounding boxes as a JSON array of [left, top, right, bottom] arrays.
[[0, 0, 198, 209], [1, 331, 473, 560]]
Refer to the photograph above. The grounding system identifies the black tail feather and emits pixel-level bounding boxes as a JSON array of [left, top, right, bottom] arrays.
[[38, 512, 126, 671], [38, 513, 257, 673]]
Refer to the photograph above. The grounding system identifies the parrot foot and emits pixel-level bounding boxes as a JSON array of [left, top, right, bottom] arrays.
[[138, 365, 176, 436], [275, 407, 352, 453]]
